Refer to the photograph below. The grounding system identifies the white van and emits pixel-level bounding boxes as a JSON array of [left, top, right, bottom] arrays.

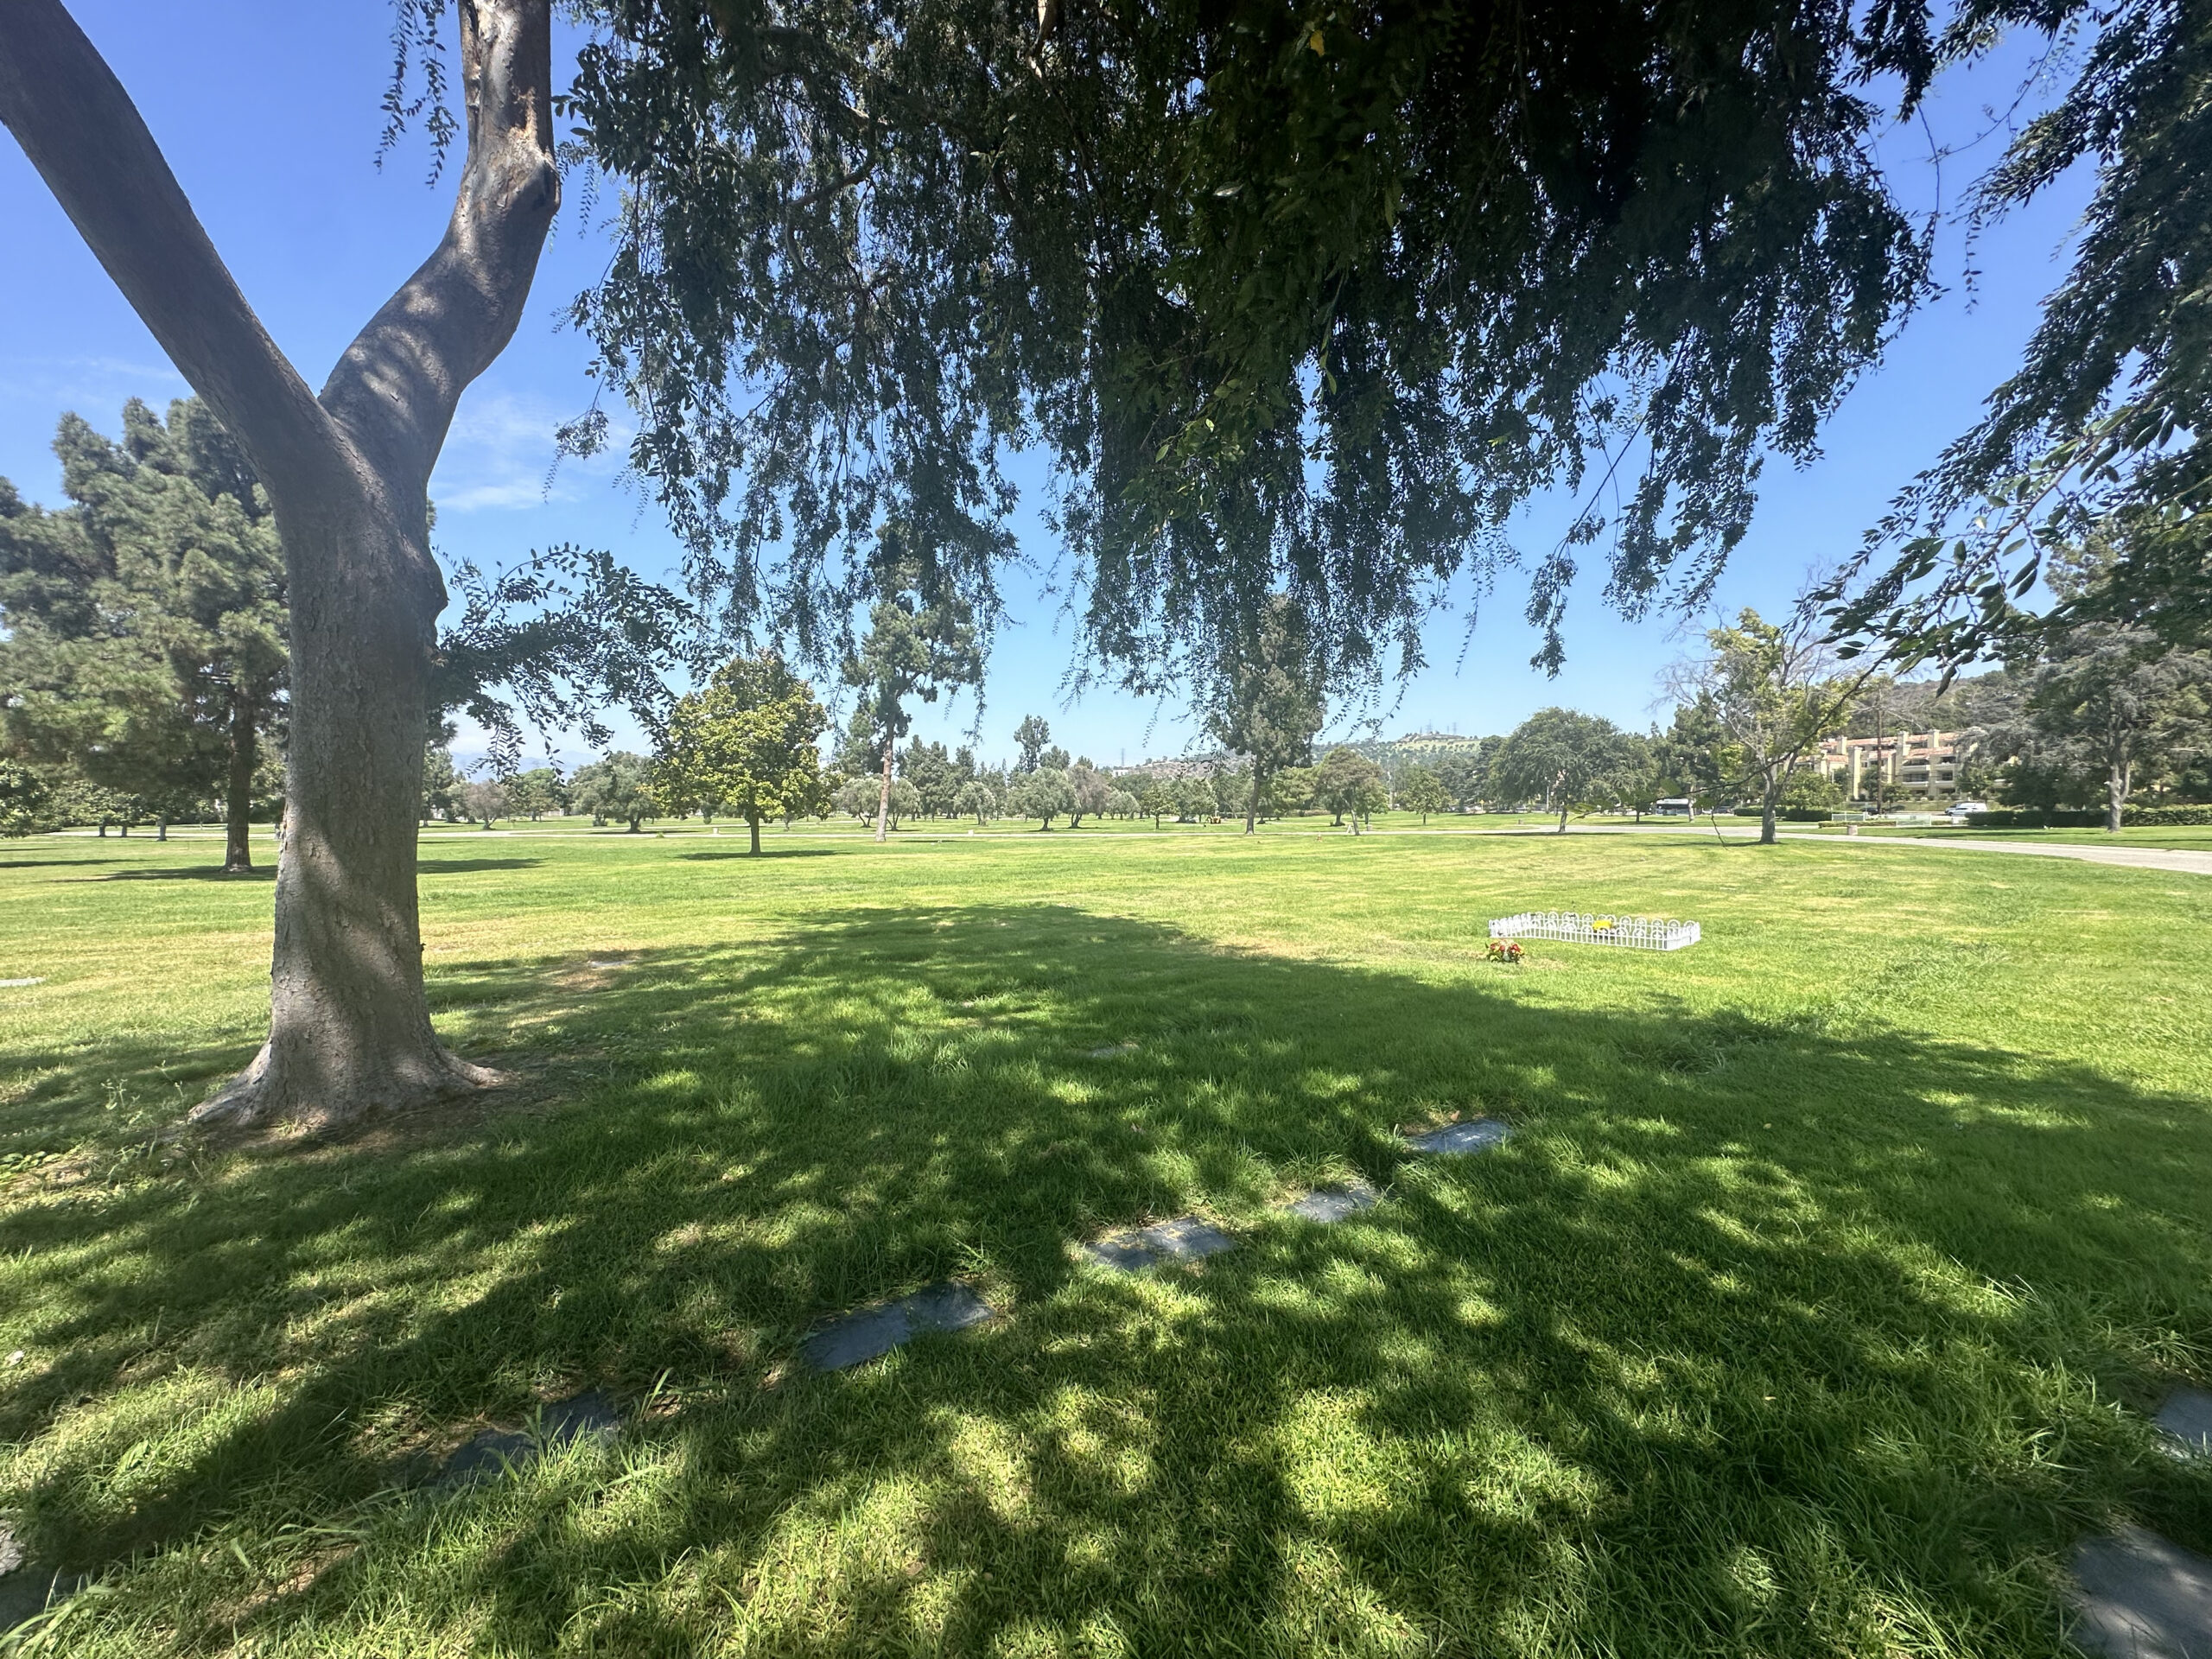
[[1944, 801, 1990, 819]]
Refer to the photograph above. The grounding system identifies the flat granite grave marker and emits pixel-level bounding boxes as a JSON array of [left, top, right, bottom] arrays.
[[437, 1389, 623, 1485], [1083, 1215, 1238, 1273], [2156, 1387, 2212, 1459], [0, 1561, 92, 1637], [800, 1282, 996, 1370], [1274, 1179, 1380, 1224], [2069, 1525, 2212, 1659], [1404, 1119, 1512, 1155]]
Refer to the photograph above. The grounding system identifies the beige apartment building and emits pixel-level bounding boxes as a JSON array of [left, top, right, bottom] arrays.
[[1811, 730, 1962, 801]]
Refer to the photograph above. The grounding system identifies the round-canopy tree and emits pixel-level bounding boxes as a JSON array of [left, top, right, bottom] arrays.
[[654, 652, 830, 853], [1396, 765, 1449, 824], [1492, 709, 1650, 832]]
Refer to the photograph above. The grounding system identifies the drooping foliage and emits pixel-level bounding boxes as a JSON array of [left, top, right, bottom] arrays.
[[1832, 0, 2212, 664], [547, 0, 1925, 685], [432, 543, 701, 775]]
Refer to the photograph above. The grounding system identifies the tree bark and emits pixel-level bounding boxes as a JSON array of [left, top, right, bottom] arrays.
[[223, 685, 257, 873], [2107, 759, 2129, 835], [1760, 773, 1781, 845], [1246, 768, 1261, 834], [2, 0, 558, 1128], [874, 734, 894, 842]]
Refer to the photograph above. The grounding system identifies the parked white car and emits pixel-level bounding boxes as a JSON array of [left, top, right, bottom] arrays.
[[1944, 801, 1990, 819]]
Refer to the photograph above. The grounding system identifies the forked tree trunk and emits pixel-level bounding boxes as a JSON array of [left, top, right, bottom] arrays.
[[1, 0, 557, 1128], [223, 685, 257, 873]]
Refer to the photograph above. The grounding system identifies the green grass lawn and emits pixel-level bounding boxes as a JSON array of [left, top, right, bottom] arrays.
[[2, 829, 2208, 1655]]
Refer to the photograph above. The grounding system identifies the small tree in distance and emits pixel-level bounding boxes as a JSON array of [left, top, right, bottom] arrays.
[[1662, 601, 1879, 843], [459, 778, 508, 830], [572, 753, 656, 833], [1491, 709, 1649, 833], [1013, 715, 1053, 774], [1313, 747, 1386, 831], [843, 556, 982, 844], [654, 652, 830, 855], [1068, 760, 1112, 827], [1175, 775, 1218, 823], [1013, 766, 1076, 829], [1397, 765, 1450, 824], [954, 780, 997, 823], [1135, 776, 1174, 829], [1202, 596, 1326, 833]]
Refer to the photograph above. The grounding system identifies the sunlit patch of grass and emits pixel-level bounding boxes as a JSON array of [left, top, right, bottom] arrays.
[[0, 830, 2206, 1652]]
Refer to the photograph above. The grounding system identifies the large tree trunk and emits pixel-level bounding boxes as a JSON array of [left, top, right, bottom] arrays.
[[1246, 768, 1261, 834], [1760, 773, 1781, 845], [2107, 759, 2129, 835], [2, 0, 557, 1128], [874, 734, 894, 842], [223, 685, 257, 873]]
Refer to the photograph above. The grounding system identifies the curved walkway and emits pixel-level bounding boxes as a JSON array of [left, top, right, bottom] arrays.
[[1467, 821, 2212, 876], [1787, 831, 2212, 877]]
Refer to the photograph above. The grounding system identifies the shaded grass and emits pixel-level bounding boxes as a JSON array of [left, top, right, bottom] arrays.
[[0, 831, 2208, 1654]]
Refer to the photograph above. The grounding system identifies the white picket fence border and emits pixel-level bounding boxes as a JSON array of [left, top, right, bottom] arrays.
[[1488, 912, 1701, 951]]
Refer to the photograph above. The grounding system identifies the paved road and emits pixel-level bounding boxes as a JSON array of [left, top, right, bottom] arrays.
[[1486, 821, 2212, 876], [1785, 831, 2212, 876]]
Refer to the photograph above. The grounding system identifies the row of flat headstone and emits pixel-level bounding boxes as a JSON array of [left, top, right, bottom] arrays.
[[801, 1119, 1511, 1371], [2069, 1386, 2212, 1658]]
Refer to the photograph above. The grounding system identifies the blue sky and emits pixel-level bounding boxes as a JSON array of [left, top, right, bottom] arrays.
[[0, 3, 2090, 770]]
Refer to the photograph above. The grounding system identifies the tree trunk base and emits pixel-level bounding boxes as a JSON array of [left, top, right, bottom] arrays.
[[189, 1039, 502, 1132]]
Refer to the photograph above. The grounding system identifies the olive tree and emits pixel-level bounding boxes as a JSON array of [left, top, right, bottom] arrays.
[[1012, 766, 1076, 830], [1662, 604, 1878, 843]]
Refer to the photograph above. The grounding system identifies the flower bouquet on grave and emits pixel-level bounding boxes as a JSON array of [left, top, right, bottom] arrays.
[[1485, 938, 1526, 964]]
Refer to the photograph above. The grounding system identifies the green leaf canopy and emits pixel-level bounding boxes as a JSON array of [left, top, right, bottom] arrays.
[[558, 0, 1924, 682]]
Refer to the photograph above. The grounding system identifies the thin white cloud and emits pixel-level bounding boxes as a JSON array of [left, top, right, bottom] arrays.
[[0, 353, 190, 415], [431, 390, 632, 514]]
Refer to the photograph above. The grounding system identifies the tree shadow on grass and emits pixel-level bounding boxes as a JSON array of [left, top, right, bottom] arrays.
[[96, 865, 277, 881], [679, 848, 843, 861], [1, 906, 2208, 1652], [415, 858, 545, 874]]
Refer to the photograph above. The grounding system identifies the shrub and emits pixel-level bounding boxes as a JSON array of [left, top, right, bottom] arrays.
[[1779, 807, 1832, 823], [1963, 809, 2107, 829], [2125, 804, 2212, 826]]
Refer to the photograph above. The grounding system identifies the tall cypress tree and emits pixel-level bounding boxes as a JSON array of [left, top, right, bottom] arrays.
[[0, 397, 286, 869]]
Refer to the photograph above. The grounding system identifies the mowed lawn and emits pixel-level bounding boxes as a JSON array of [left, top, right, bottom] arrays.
[[1, 828, 2209, 1656]]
